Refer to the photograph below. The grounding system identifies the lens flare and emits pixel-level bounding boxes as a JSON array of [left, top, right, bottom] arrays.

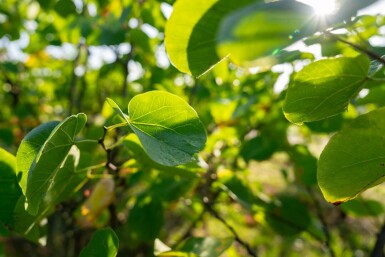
[[299, 0, 337, 16]]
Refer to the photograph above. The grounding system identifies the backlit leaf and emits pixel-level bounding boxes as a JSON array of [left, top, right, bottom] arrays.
[[217, 0, 313, 67], [0, 148, 21, 228], [25, 113, 87, 215], [127, 91, 206, 166], [283, 55, 370, 124], [16, 121, 60, 195], [165, 0, 253, 76], [318, 107, 385, 204]]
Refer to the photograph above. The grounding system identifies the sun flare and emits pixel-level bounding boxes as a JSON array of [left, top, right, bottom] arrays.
[[299, 0, 337, 16]]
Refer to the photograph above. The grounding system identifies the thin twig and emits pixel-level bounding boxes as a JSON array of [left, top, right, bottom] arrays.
[[206, 205, 258, 257], [173, 210, 206, 248], [188, 79, 199, 105], [121, 48, 133, 98], [325, 32, 385, 65], [76, 45, 89, 111]]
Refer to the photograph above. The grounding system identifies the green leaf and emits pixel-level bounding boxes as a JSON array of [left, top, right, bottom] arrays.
[[79, 227, 119, 257], [43, 145, 87, 206], [25, 113, 87, 215], [54, 0, 77, 17], [318, 107, 385, 204], [13, 196, 41, 242], [240, 135, 277, 161], [265, 196, 311, 236], [159, 237, 233, 257], [165, 0, 254, 76], [16, 121, 60, 195], [356, 84, 385, 107], [288, 145, 317, 186], [127, 91, 206, 166], [221, 176, 255, 210], [0, 148, 22, 228], [305, 114, 343, 133], [283, 55, 370, 124], [341, 199, 384, 217], [127, 197, 164, 243], [106, 98, 130, 124], [217, 1, 313, 67]]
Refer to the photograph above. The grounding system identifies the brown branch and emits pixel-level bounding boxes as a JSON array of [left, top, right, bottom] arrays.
[[206, 205, 258, 257], [325, 32, 385, 66], [172, 210, 206, 248], [76, 46, 89, 111], [197, 154, 258, 257]]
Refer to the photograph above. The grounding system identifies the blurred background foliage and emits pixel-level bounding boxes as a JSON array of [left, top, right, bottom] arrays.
[[1, 0, 385, 256]]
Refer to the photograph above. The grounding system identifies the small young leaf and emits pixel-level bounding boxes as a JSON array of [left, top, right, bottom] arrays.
[[318, 107, 385, 204], [79, 227, 119, 257], [26, 113, 87, 215], [127, 91, 206, 166], [283, 55, 370, 124], [106, 98, 130, 124], [16, 121, 59, 195]]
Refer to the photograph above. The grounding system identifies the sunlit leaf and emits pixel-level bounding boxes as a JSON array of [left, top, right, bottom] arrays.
[[16, 121, 59, 195], [165, 0, 254, 76], [127, 91, 206, 166], [283, 55, 370, 124], [106, 98, 130, 124], [318, 107, 385, 204], [217, 1, 313, 67], [0, 148, 21, 229], [26, 114, 87, 215]]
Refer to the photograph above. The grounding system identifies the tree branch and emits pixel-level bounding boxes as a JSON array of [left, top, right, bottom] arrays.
[[371, 216, 385, 257], [206, 205, 258, 257], [325, 32, 385, 65]]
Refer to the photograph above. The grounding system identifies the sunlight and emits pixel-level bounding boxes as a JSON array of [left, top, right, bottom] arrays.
[[299, 0, 337, 16]]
